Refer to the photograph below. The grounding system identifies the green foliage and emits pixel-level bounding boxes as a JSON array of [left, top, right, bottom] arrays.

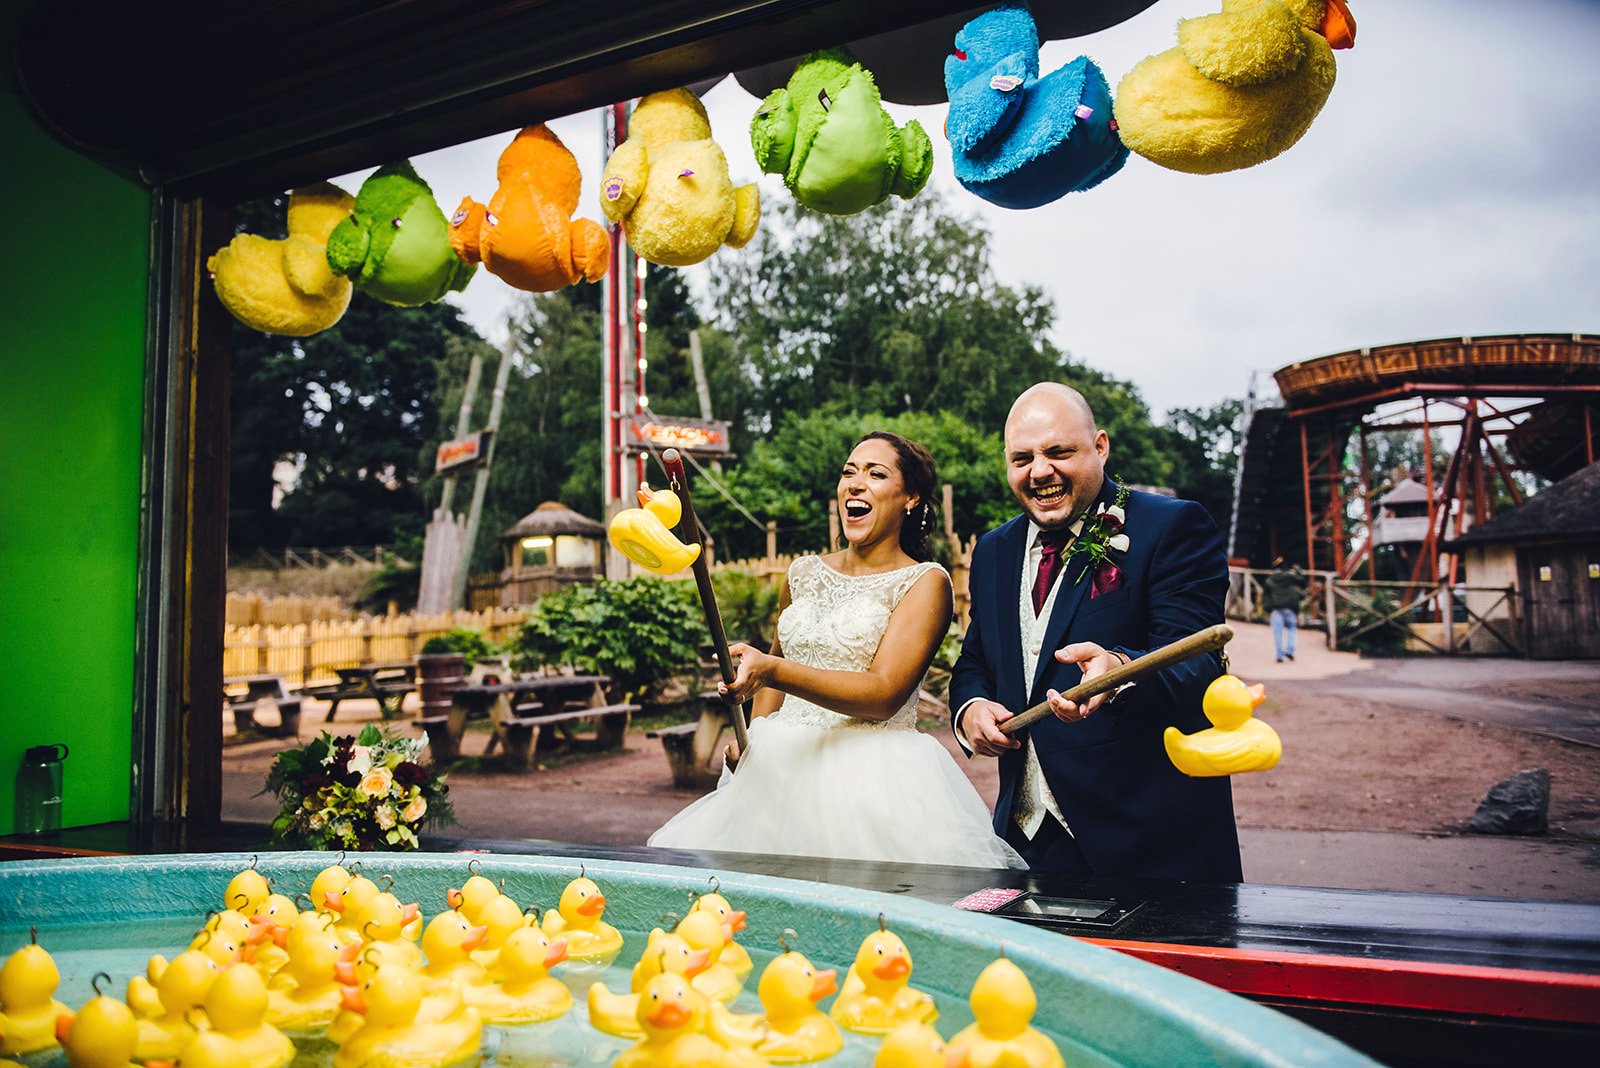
[[419, 628, 493, 667], [356, 561, 420, 614], [710, 568, 781, 647], [510, 578, 702, 702], [1338, 589, 1413, 657], [1159, 398, 1243, 530]]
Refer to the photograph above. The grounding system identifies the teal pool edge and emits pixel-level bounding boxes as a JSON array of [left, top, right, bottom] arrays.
[[0, 852, 1374, 1067]]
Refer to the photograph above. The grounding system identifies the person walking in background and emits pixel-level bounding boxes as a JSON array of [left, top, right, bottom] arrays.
[[1262, 557, 1308, 662]]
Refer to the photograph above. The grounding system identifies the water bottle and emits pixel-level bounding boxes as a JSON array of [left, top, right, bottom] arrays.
[[15, 744, 68, 836]]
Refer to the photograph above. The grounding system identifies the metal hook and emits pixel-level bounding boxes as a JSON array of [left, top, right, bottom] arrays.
[[777, 928, 799, 953], [706, 876, 721, 894], [364, 920, 379, 939], [230, 891, 250, 909], [578, 863, 586, 879], [878, 913, 888, 932], [295, 892, 315, 912], [90, 971, 112, 996], [379, 874, 394, 892], [467, 858, 482, 876], [29, 925, 38, 945], [660, 912, 681, 929], [193, 928, 213, 949]]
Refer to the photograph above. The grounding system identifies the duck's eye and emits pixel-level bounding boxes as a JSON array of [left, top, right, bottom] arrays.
[[817, 89, 831, 112], [952, 48, 968, 61], [875, 947, 884, 955]]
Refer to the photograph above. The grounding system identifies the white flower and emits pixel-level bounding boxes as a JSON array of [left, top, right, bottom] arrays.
[[359, 766, 395, 798], [1106, 533, 1130, 553], [375, 804, 397, 830], [346, 746, 373, 776], [308, 812, 327, 831], [401, 796, 428, 823], [1104, 504, 1126, 524]]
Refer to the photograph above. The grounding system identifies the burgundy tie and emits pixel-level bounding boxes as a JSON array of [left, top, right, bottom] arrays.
[[1032, 528, 1073, 615]]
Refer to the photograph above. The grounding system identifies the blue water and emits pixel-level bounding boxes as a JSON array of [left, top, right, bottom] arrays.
[[4, 918, 1118, 1068]]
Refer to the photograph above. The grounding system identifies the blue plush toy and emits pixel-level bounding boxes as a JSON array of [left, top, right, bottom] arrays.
[[944, 1, 1128, 210]]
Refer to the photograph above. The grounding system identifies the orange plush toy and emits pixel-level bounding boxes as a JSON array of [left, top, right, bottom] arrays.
[[449, 124, 610, 292]]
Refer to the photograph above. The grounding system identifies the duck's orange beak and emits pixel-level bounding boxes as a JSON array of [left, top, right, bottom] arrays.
[[324, 891, 345, 912], [1249, 684, 1267, 708], [809, 968, 838, 1001], [636, 486, 655, 506], [872, 954, 910, 981], [945, 1045, 971, 1068], [578, 893, 606, 917], [54, 1010, 75, 1044], [461, 924, 490, 952], [401, 902, 421, 924], [1320, 0, 1355, 49], [340, 985, 367, 1014], [684, 947, 712, 978], [727, 909, 747, 932], [334, 945, 361, 985], [646, 998, 692, 1029], [446, 887, 464, 910], [544, 938, 569, 969]]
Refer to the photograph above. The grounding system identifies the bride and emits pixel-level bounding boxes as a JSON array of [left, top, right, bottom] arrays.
[[649, 431, 1024, 869]]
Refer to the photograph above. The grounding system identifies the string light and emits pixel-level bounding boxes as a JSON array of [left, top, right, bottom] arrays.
[[635, 258, 647, 280]]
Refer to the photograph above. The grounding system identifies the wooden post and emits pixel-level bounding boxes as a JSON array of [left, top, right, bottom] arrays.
[[1325, 576, 1339, 651], [765, 520, 777, 565], [942, 483, 955, 542], [827, 499, 840, 552], [1442, 580, 1456, 654]]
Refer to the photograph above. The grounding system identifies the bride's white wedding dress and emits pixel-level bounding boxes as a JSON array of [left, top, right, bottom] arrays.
[[649, 556, 1024, 869]]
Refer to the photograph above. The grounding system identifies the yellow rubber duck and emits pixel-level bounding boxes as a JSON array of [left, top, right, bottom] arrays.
[[308, 862, 354, 911], [600, 88, 760, 268], [265, 912, 355, 1031], [1114, 0, 1356, 174], [707, 951, 842, 1064], [674, 910, 743, 1004], [444, 873, 501, 925], [613, 972, 741, 1068], [223, 865, 272, 918], [243, 894, 300, 980], [419, 909, 491, 992], [207, 183, 356, 336], [1165, 674, 1282, 777], [160, 1030, 249, 1068], [0, 934, 70, 1055], [691, 891, 753, 980], [609, 486, 702, 575], [323, 874, 383, 941], [128, 951, 219, 1061], [540, 875, 623, 965], [830, 926, 936, 1036], [948, 958, 1063, 1068], [56, 983, 140, 1068], [587, 927, 711, 1038], [334, 966, 481, 1068], [352, 892, 424, 971], [466, 891, 527, 968], [475, 928, 571, 1025], [203, 966, 292, 1068], [876, 1021, 969, 1068]]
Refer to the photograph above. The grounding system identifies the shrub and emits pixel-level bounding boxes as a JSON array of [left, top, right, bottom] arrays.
[[511, 578, 702, 702], [419, 627, 494, 668], [710, 568, 781, 647], [357, 562, 420, 614], [1338, 590, 1412, 657]]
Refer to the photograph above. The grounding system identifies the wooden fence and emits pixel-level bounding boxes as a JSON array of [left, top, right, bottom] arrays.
[[223, 607, 526, 684], [225, 593, 350, 627]]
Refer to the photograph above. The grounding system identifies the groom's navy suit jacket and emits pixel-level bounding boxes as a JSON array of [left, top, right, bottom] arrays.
[[950, 480, 1243, 883]]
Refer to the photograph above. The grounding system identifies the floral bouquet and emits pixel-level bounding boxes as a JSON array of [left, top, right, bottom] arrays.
[[263, 725, 456, 850]]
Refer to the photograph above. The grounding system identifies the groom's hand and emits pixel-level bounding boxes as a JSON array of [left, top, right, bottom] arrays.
[[1048, 642, 1124, 721], [964, 700, 1020, 756]]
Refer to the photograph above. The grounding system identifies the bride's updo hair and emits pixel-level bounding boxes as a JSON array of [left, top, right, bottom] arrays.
[[856, 430, 938, 562]]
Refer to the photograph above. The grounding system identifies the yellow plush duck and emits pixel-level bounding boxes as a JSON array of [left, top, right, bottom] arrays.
[[1165, 674, 1281, 776], [707, 951, 841, 1065], [674, 910, 742, 1004], [600, 88, 761, 267], [129, 951, 219, 1061], [207, 183, 356, 337], [609, 486, 702, 575], [56, 980, 140, 1068], [1114, 0, 1356, 174], [333, 966, 481, 1068], [0, 934, 70, 1056], [691, 891, 753, 980], [830, 926, 936, 1036], [475, 928, 571, 1025], [947, 958, 1063, 1068], [587, 927, 711, 1038], [202, 966, 293, 1068], [876, 1022, 969, 1068], [265, 912, 356, 1031], [540, 875, 623, 965]]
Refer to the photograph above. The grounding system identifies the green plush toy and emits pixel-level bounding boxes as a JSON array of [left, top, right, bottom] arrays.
[[750, 48, 933, 216], [325, 161, 476, 306]]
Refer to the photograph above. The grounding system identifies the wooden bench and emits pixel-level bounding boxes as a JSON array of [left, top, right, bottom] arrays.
[[649, 692, 733, 789], [300, 663, 415, 721], [497, 704, 639, 768], [225, 675, 302, 739]]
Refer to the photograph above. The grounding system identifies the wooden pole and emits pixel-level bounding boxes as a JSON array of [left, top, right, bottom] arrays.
[[1001, 625, 1233, 734], [662, 448, 752, 761]]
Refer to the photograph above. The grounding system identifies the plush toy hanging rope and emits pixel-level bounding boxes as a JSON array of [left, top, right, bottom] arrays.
[[608, 448, 752, 766]]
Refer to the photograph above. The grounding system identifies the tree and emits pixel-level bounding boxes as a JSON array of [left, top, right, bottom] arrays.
[[1162, 398, 1244, 529]]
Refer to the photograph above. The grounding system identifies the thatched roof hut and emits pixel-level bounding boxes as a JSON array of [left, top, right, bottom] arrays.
[[498, 502, 606, 605], [504, 501, 606, 541]]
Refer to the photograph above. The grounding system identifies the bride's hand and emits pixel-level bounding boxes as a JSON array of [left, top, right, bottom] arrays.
[[718, 641, 775, 705]]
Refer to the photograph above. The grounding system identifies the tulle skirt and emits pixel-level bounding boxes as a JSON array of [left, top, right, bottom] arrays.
[[648, 714, 1025, 869]]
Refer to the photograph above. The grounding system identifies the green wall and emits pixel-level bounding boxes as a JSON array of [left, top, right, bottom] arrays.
[[0, 87, 149, 833]]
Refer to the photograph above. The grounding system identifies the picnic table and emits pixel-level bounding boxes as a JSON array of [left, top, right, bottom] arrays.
[[648, 691, 734, 789], [299, 663, 416, 721], [418, 674, 638, 767], [224, 674, 302, 739]]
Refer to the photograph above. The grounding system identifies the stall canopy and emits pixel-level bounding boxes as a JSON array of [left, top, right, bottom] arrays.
[[13, 0, 1157, 198]]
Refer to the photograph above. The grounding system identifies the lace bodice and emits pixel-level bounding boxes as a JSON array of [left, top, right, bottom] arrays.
[[770, 555, 947, 731]]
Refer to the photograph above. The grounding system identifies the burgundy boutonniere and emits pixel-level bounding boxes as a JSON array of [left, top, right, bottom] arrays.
[[1065, 485, 1131, 599]]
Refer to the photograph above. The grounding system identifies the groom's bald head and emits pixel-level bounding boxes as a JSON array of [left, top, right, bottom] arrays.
[[1004, 382, 1109, 530]]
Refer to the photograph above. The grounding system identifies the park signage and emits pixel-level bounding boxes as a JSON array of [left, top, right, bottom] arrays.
[[625, 415, 733, 458], [435, 430, 491, 473]]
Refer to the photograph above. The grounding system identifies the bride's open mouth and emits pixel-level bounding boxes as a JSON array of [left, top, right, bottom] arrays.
[[842, 499, 873, 522]]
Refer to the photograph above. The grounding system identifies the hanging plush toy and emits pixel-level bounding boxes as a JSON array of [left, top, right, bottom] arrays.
[[750, 48, 932, 216], [599, 88, 760, 268], [1114, 0, 1356, 175], [207, 183, 354, 337], [325, 162, 476, 306], [449, 125, 610, 293], [944, 2, 1128, 210]]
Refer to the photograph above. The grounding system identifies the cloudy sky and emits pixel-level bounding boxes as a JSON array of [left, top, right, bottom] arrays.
[[344, 0, 1600, 416]]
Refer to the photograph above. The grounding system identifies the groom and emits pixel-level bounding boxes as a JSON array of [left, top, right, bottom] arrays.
[[950, 383, 1241, 882]]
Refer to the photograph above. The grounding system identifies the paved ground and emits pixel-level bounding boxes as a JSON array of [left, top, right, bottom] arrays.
[[222, 622, 1600, 903]]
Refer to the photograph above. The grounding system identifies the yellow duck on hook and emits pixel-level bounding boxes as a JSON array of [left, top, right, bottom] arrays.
[[609, 486, 702, 574]]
